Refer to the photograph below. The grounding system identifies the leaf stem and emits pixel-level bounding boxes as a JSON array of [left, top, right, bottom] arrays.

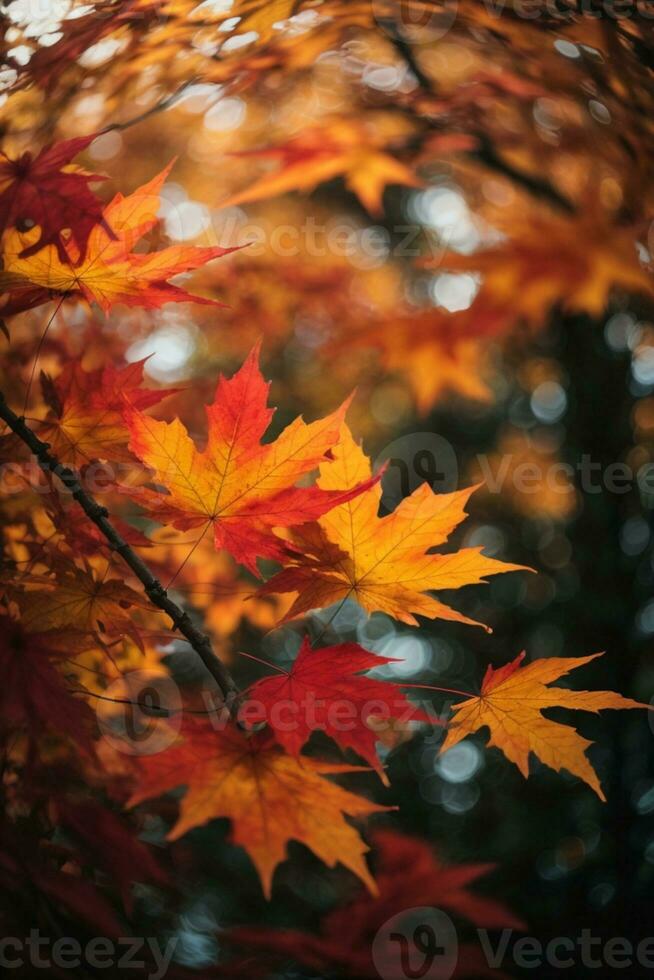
[[399, 682, 477, 699]]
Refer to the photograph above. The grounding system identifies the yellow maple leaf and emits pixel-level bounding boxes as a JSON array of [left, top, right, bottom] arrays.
[[360, 309, 495, 413], [14, 559, 150, 645], [441, 651, 647, 800], [262, 424, 528, 627]]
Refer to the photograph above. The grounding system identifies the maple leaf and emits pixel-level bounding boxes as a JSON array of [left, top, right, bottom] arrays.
[[13, 558, 151, 648], [126, 345, 376, 574], [227, 829, 523, 978], [441, 651, 647, 800], [387, 336, 493, 413], [344, 308, 498, 413], [2, 164, 233, 314], [0, 133, 108, 260], [222, 118, 421, 215], [244, 638, 432, 778], [261, 424, 528, 627], [46, 496, 154, 557], [39, 358, 177, 467], [0, 612, 95, 753], [0, 822, 124, 939], [128, 719, 389, 898], [426, 210, 654, 326]]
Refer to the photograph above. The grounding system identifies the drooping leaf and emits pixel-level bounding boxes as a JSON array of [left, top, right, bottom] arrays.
[[13, 558, 151, 648], [0, 822, 123, 939], [0, 611, 96, 753], [425, 210, 654, 326], [53, 799, 168, 913], [261, 424, 528, 627], [441, 651, 647, 799], [128, 719, 389, 898], [343, 308, 497, 414]]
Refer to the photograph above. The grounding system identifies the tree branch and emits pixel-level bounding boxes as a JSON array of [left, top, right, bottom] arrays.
[[381, 19, 575, 214], [468, 133, 575, 215], [0, 390, 240, 708], [100, 77, 199, 135]]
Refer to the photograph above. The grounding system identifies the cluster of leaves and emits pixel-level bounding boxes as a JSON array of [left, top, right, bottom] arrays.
[[3, 1, 654, 414], [1, 1, 654, 976]]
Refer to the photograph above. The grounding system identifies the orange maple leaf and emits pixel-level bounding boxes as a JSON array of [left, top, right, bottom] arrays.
[[426, 210, 654, 326], [2, 164, 233, 313], [128, 719, 389, 898], [343, 308, 498, 413], [261, 424, 528, 627], [441, 651, 647, 800], [222, 119, 421, 215], [39, 358, 177, 467], [126, 346, 376, 574]]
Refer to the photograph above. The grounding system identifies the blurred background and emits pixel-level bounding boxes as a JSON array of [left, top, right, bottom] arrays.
[[2, 1, 654, 976]]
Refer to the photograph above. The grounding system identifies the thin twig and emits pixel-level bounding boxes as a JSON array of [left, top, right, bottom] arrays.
[[0, 390, 239, 708], [100, 78, 199, 135], [69, 689, 228, 720]]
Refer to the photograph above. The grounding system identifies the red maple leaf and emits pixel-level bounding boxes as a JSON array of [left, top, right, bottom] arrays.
[[53, 800, 168, 914], [0, 612, 96, 755], [244, 638, 433, 777], [0, 133, 108, 260], [227, 829, 524, 978], [126, 345, 378, 574]]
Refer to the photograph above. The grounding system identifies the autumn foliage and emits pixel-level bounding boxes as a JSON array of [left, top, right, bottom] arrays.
[[1, 1, 653, 977]]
